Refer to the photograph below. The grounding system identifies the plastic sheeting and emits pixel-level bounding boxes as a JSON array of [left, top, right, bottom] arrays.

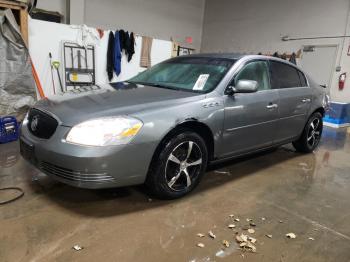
[[0, 9, 36, 120]]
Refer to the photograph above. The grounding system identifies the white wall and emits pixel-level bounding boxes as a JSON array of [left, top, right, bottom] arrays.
[[28, 18, 172, 97], [201, 0, 350, 103], [84, 0, 205, 51], [69, 0, 85, 25], [34, 0, 206, 51]]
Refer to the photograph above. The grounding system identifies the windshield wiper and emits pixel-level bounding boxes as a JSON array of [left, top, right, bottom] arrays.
[[127, 81, 201, 93], [128, 81, 178, 90]]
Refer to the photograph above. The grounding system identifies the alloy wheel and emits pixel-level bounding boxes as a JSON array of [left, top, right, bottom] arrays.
[[307, 118, 322, 148], [165, 141, 203, 191]]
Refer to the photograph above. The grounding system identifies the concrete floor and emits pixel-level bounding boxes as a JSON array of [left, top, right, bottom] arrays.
[[1, 127, 350, 262]]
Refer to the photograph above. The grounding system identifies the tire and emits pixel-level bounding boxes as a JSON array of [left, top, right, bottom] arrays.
[[146, 131, 208, 199], [293, 112, 323, 153]]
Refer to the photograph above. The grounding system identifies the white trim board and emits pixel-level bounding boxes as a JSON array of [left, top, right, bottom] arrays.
[[323, 122, 350, 128]]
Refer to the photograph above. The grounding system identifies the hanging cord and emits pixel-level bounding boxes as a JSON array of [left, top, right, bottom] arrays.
[[0, 187, 24, 205]]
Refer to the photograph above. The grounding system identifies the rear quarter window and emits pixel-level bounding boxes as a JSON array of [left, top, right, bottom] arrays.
[[270, 61, 302, 89], [298, 70, 308, 86]]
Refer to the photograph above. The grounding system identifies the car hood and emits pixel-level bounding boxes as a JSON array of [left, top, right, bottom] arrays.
[[34, 82, 202, 126]]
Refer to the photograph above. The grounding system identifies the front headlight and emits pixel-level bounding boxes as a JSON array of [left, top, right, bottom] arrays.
[[22, 111, 29, 125], [65, 116, 143, 147]]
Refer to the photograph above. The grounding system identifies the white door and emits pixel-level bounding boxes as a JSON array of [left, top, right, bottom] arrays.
[[301, 45, 338, 88]]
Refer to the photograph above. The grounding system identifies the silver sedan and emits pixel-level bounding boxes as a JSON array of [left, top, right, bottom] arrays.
[[20, 54, 329, 199]]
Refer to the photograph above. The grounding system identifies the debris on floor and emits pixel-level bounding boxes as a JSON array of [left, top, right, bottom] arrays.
[[266, 234, 273, 239], [197, 243, 205, 248], [286, 233, 297, 239], [261, 217, 266, 221], [248, 237, 257, 244], [247, 228, 255, 234], [234, 218, 240, 222], [308, 237, 315, 241], [72, 245, 84, 251], [197, 233, 205, 238], [222, 240, 230, 248], [228, 224, 236, 229], [229, 214, 235, 218], [236, 233, 257, 253], [250, 222, 256, 227], [208, 230, 216, 239]]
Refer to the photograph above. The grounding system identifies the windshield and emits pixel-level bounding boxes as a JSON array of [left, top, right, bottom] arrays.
[[128, 57, 235, 93]]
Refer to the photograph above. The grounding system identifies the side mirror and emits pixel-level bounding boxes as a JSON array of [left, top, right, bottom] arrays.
[[226, 80, 258, 95]]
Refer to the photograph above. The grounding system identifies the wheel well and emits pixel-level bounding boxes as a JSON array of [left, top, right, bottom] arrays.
[[149, 121, 215, 169], [312, 107, 325, 117]]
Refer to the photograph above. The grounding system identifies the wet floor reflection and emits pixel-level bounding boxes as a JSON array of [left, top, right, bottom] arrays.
[[1, 127, 350, 261], [320, 127, 349, 151]]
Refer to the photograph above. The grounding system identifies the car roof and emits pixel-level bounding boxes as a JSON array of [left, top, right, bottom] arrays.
[[180, 53, 302, 70], [184, 53, 246, 60]]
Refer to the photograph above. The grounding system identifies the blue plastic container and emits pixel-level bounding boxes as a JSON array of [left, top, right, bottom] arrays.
[[0, 116, 19, 144]]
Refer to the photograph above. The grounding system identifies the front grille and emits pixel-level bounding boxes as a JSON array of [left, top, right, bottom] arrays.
[[28, 109, 58, 139], [40, 162, 115, 183]]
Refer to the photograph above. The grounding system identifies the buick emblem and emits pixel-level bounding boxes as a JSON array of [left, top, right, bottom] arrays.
[[31, 115, 40, 132]]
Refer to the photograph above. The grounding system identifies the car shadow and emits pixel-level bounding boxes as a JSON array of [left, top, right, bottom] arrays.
[[23, 144, 312, 218]]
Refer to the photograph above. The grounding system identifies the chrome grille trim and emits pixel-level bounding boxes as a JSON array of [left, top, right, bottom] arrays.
[[39, 162, 115, 183]]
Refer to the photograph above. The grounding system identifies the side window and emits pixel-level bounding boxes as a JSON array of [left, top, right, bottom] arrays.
[[298, 70, 308, 86], [270, 61, 301, 89], [234, 61, 271, 91]]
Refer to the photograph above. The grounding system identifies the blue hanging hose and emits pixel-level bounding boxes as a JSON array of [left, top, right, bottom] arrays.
[[0, 187, 24, 205]]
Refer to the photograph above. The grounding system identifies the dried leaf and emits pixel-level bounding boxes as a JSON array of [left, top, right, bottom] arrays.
[[246, 242, 257, 253], [72, 245, 83, 251], [197, 233, 205, 238], [266, 234, 273, 239], [236, 234, 248, 243], [247, 228, 255, 234], [228, 224, 236, 229], [197, 243, 205, 248], [286, 233, 297, 239], [248, 237, 257, 244], [222, 240, 230, 247], [208, 230, 216, 239], [240, 242, 247, 247]]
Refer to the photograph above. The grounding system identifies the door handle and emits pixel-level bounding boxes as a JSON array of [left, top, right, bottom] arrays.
[[302, 98, 311, 103], [266, 103, 278, 109]]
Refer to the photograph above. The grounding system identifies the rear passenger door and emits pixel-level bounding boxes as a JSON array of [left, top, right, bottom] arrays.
[[269, 61, 312, 143]]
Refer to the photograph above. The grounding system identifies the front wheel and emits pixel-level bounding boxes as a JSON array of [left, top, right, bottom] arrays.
[[146, 132, 208, 199], [293, 112, 323, 153]]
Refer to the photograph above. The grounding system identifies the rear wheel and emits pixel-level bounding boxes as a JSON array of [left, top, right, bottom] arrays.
[[293, 112, 323, 153], [146, 132, 208, 199]]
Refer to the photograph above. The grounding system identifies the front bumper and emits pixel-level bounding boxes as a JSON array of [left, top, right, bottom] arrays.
[[20, 123, 157, 189]]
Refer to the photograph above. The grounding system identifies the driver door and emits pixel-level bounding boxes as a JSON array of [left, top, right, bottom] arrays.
[[220, 60, 280, 158]]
